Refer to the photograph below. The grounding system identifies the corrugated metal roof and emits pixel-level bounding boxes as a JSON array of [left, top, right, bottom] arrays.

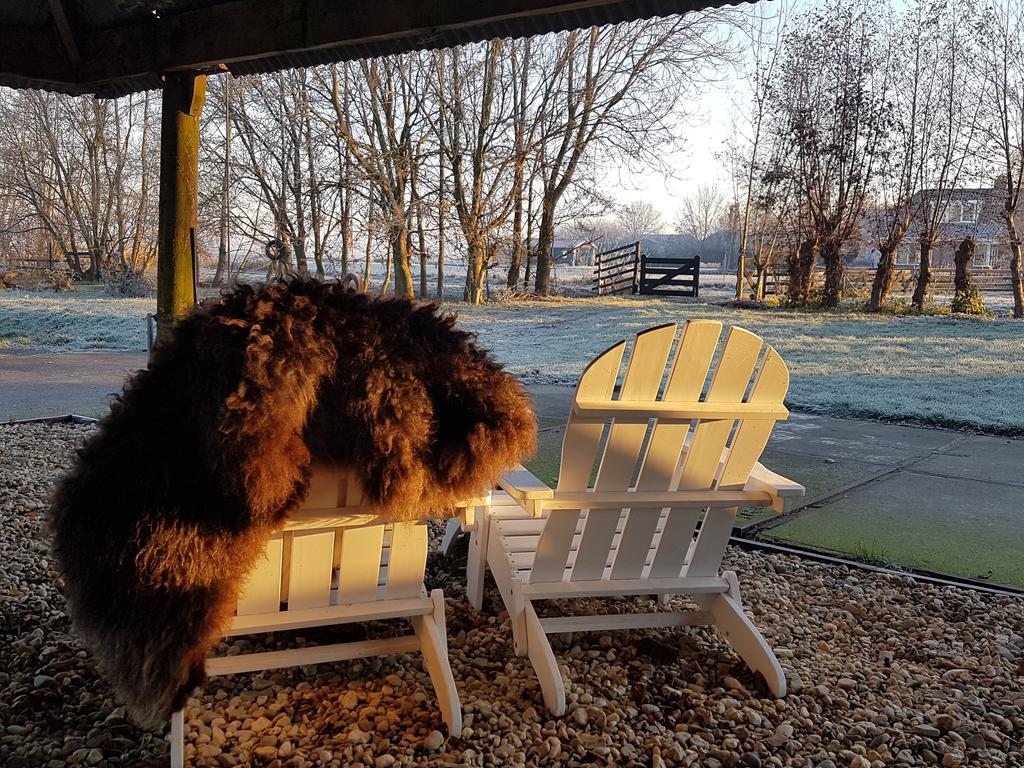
[[0, 0, 741, 97]]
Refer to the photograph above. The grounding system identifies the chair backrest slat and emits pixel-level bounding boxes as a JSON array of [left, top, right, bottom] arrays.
[[234, 467, 428, 618], [288, 530, 336, 610], [676, 327, 763, 491], [532, 339, 624, 583], [717, 346, 788, 489], [336, 524, 385, 603], [573, 325, 676, 581], [644, 320, 722, 579], [236, 535, 284, 616], [385, 522, 428, 599]]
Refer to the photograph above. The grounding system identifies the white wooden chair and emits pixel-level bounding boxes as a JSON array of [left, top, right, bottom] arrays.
[[461, 321, 804, 715], [170, 465, 463, 767]]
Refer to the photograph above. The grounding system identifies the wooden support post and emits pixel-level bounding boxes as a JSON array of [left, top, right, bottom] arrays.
[[633, 240, 641, 294], [155, 71, 206, 346]]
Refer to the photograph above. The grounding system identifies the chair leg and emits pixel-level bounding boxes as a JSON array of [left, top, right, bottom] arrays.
[[413, 590, 463, 737], [524, 601, 566, 716], [170, 709, 184, 768], [697, 571, 786, 698], [485, 527, 528, 655], [466, 507, 490, 611], [440, 518, 462, 557]]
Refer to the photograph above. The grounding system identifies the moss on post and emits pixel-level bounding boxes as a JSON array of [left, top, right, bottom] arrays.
[[155, 71, 206, 346]]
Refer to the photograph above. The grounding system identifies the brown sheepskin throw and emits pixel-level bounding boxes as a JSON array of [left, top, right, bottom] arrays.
[[49, 279, 536, 726]]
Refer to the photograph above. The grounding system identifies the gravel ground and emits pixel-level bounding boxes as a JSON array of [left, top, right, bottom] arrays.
[[2, 424, 1022, 768]]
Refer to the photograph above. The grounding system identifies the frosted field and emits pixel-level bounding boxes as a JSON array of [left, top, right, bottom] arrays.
[[2, 288, 1023, 433]]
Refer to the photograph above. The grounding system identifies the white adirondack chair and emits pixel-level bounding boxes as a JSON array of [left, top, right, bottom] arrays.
[[170, 465, 463, 767], [463, 321, 804, 715]]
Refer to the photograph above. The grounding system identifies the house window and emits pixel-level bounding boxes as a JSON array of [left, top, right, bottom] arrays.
[[976, 242, 992, 268], [963, 200, 977, 223]]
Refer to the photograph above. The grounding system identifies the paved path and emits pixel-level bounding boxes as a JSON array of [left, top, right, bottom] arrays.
[[2, 354, 1021, 587], [1, 350, 147, 420]]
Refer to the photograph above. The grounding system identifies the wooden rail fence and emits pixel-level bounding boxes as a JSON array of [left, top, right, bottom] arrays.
[[764, 267, 1017, 296]]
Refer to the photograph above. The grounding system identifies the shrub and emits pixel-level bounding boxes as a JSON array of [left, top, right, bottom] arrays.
[[951, 285, 985, 315], [103, 265, 154, 297], [41, 268, 75, 292]]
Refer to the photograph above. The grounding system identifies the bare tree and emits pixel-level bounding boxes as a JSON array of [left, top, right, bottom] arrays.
[[433, 41, 518, 303], [731, 4, 787, 299], [617, 200, 662, 241], [532, 15, 737, 294], [977, 0, 1024, 317], [675, 184, 726, 245], [0, 89, 158, 280], [908, 3, 980, 311], [771, 0, 889, 308]]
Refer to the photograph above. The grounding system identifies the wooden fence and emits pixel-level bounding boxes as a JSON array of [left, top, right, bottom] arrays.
[[765, 267, 1017, 296], [639, 255, 699, 297]]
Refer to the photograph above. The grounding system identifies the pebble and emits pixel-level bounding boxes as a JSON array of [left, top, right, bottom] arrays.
[[1, 424, 1021, 767], [348, 727, 371, 745], [423, 729, 445, 752]]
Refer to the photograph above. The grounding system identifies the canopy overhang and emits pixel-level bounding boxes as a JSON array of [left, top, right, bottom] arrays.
[[0, 0, 732, 98]]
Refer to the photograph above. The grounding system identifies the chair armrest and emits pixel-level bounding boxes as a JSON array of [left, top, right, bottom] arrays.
[[455, 490, 492, 530], [744, 462, 805, 512], [498, 465, 553, 517], [499, 465, 554, 500]]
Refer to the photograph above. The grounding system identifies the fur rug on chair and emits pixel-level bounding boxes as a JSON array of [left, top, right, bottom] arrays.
[[49, 279, 536, 726]]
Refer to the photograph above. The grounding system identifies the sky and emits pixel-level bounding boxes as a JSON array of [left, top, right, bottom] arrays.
[[606, 80, 740, 231]]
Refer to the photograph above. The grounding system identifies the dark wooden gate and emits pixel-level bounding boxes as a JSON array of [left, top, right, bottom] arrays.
[[639, 255, 699, 297]]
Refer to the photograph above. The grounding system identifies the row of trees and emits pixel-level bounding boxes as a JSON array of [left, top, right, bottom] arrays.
[[0, 13, 738, 302], [729, 0, 1024, 317]]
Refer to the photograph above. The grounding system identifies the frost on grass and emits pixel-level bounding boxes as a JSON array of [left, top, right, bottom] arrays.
[[0, 291, 153, 351], [1, 290, 1023, 433]]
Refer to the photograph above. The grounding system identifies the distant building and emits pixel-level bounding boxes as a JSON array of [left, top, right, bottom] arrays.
[[547, 239, 598, 266], [897, 188, 1011, 269]]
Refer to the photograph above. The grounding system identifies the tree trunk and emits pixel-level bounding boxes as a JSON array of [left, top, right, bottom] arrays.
[[911, 236, 933, 311], [1006, 212, 1023, 319], [820, 238, 844, 309], [436, 197, 446, 299], [786, 237, 817, 306], [293, 239, 308, 279], [391, 223, 413, 298], [951, 236, 983, 314], [507, 185, 524, 290], [464, 239, 485, 304], [869, 245, 897, 312], [383, 238, 392, 293], [362, 228, 373, 291], [213, 78, 231, 287], [533, 197, 556, 294]]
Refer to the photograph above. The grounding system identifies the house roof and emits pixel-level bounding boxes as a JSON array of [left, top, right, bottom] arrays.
[[861, 188, 1010, 245], [0, 0, 737, 98], [906, 188, 1009, 244]]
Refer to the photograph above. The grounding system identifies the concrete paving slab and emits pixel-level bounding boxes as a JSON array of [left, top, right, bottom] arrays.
[[765, 470, 1024, 588], [1, 350, 146, 421], [769, 412, 957, 465], [758, 447, 886, 503], [913, 435, 1024, 488]]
